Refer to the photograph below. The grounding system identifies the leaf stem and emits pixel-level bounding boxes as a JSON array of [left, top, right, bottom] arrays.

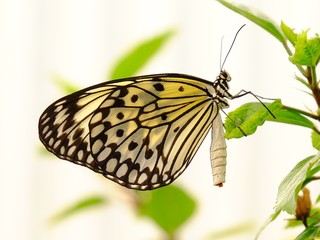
[[282, 40, 292, 56], [281, 105, 320, 134], [310, 176, 320, 181], [166, 232, 176, 240], [281, 105, 320, 120]]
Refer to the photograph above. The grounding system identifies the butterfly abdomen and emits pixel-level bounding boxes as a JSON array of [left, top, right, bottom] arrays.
[[210, 112, 227, 186]]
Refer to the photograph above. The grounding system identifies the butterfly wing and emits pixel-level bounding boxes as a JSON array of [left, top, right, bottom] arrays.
[[38, 80, 131, 172], [39, 74, 219, 190]]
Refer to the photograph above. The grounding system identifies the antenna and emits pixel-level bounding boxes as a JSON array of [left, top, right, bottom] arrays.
[[219, 36, 224, 71], [220, 24, 246, 70]]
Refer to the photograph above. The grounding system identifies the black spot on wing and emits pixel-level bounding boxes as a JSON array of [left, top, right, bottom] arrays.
[[116, 129, 124, 137], [161, 114, 167, 120], [153, 83, 164, 91], [131, 94, 138, 103], [104, 121, 112, 128], [128, 141, 138, 151], [117, 112, 124, 120], [119, 88, 129, 97], [114, 99, 125, 107], [145, 149, 154, 159]]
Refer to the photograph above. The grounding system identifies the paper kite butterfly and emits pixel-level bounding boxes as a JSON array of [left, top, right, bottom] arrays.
[[38, 25, 256, 190]]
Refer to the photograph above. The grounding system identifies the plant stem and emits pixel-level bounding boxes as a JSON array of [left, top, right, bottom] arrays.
[[166, 232, 176, 240], [307, 66, 320, 108]]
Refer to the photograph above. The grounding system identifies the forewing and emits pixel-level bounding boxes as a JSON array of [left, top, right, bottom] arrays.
[[38, 80, 133, 172], [89, 75, 218, 190]]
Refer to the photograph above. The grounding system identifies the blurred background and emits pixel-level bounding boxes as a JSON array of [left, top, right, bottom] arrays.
[[1, 0, 319, 239]]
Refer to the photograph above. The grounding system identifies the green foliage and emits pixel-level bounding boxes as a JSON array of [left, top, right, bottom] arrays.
[[312, 131, 320, 150], [275, 154, 319, 214], [52, 75, 80, 94], [136, 185, 196, 235], [295, 223, 320, 240], [280, 21, 297, 46], [225, 99, 317, 139], [225, 100, 281, 139], [216, 0, 285, 43], [109, 30, 175, 80], [268, 106, 314, 129], [218, 0, 320, 239], [49, 195, 106, 225], [290, 30, 320, 67], [256, 155, 320, 238], [286, 207, 320, 230], [225, 100, 315, 139]]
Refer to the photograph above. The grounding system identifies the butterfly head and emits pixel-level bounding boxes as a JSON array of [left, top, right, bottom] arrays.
[[218, 70, 231, 82], [214, 70, 231, 91]]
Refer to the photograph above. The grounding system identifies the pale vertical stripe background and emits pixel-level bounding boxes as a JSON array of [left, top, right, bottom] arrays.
[[0, 1, 319, 240]]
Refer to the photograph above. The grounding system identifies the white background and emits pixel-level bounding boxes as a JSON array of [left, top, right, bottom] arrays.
[[1, 0, 320, 240]]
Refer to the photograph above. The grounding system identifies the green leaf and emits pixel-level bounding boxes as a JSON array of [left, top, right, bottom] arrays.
[[290, 30, 320, 66], [295, 223, 320, 240], [303, 162, 320, 187], [284, 207, 320, 229], [285, 218, 304, 229], [256, 153, 320, 239], [49, 195, 106, 225], [136, 184, 196, 234], [280, 21, 297, 46], [308, 208, 320, 226], [225, 99, 314, 139], [255, 211, 281, 240], [225, 99, 282, 139], [268, 106, 314, 129], [312, 131, 320, 150], [52, 75, 80, 94], [275, 154, 320, 214], [109, 29, 175, 80], [216, 0, 285, 43]]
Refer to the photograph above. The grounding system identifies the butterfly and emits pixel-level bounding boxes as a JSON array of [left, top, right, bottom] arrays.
[[38, 25, 258, 190], [38, 71, 234, 190]]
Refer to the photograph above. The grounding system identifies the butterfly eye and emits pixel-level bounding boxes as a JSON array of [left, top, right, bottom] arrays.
[[219, 70, 231, 81]]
